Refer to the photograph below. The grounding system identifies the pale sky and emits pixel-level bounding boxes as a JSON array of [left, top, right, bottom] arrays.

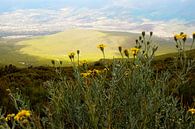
[[0, 0, 194, 37]]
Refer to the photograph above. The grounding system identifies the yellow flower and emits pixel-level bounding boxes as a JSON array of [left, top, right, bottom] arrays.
[[14, 110, 31, 121], [97, 44, 106, 52], [92, 69, 101, 74], [97, 44, 106, 49], [175, 34, 183, 40], [81, 69, 103, 78], [80, 60, 88, 66], [81, 72, 91, 78], [97, 44, 106, 58], [188, 108, 195, 115], [81, 60, 87, 64], [130, 48, 139, 56], [69, 52, 75, 56], [5, 113, 15, 121], [174, 33, 187, 40], [182, 34, 187, 38]]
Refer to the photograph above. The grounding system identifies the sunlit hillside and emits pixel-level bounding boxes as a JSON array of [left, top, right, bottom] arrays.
[[17, 29, 177, 62]]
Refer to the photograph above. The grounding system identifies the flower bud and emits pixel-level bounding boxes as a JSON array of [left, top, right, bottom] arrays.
[[174, 36, 177, 42], [60, 61, 63, 65], [193, 32, 195, 40], [142, 31, 145, 37], [135, 39, 138, 44], [77, 50, 80, 55], [124, 49, 129, 58], [150, 32, 153, 37], [118, 46, 122, 53]]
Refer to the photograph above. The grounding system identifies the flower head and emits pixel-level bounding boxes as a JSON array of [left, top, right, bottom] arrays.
[[130, 47, 139, 56], [5, 113, 15, 121], [81, 69, 102, 78], [182, 34, 187, 41], [175, 34, 183, 40], [97, 44, 106, 51], [80, 60, 87, 65], [174, 33, 187, 41], [81, 72, 91, 78], [68, 52, 75, 61], [14, 110, 31, 121], [92, 69, 101, 75], [188, 108, 195, 115], [97, 44, 106, 58]]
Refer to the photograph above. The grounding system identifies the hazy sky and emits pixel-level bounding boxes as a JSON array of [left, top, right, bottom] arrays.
[[0, 0, 194, 37]]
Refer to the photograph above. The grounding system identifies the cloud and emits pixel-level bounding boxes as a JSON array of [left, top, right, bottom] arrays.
[[0, 7, 194, 38]]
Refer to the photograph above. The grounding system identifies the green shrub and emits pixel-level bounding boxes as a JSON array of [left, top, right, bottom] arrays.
[[1, 32, 194, 129], [42, 32, 195, 129]]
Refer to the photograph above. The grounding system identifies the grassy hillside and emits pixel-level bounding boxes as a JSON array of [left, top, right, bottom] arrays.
[[0, 38, 52, 67], [17, 29, 178, 61], [1, 29, 193, 67]]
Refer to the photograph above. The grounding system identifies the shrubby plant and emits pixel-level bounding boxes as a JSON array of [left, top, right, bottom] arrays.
[[42, 32, 195, 129], [2, 32, 195, 129], [0, 90, 34, 129]]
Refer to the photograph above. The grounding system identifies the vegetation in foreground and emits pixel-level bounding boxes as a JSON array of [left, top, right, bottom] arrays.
[[0, 32, 195, 129]]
